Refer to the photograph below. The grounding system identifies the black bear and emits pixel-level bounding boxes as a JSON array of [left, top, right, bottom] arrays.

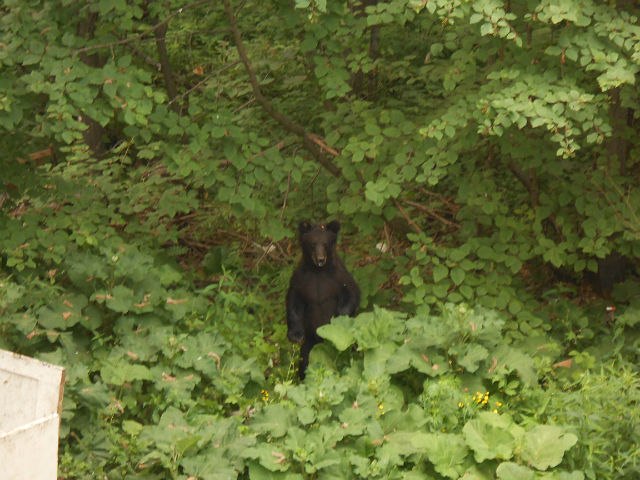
[[286, 220, 360, 378]]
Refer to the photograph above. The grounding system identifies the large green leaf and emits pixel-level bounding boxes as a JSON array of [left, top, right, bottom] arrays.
[[249, 404, 295, 439], [244, 449, 290, 473], [463, 412, 523, 462], [182, 456, 239, 480], [363, 342, 397, 379], [36, 293, 87, 329], [104, 285, 136, 313], [248, 461, 304, 478], [317, 315, 356, 351], [521, 426, 578, 471], [100, 361, 153, 385], [378, 431, 431, 466], [352, 307, 406, 350], [414, 433, 470, 479], [457, 344, 489, 373], [496, 462, 536, 480], [139, 407, 198, 452]]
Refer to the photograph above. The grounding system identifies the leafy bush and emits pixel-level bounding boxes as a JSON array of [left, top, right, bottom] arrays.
[[241, 305, 579, 479], [538, 365, 640, 480], [1, 1, 639, 478], [59, 304, 597, 479]]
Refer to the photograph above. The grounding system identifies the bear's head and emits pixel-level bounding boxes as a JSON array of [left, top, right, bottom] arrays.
[[299, 220, 340, 268]]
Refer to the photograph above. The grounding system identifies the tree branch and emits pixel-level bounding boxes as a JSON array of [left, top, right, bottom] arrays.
[[76, 11, 106, 156], [508, 161, 539, 207], [393, 200, 423, 234], [222, 0, 341, 177], [508, 160, 564, 241], [402, 199, 459, 228], [154, 22, 180, 112]]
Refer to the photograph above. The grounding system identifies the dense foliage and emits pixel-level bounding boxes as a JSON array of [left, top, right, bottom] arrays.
[[0, 0, 639, 478]]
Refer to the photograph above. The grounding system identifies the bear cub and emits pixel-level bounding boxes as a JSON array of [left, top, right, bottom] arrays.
[[286, 220, 360, 378]]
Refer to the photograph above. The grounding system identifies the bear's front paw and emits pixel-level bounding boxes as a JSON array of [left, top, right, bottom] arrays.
[[287, 329, 304, 344]]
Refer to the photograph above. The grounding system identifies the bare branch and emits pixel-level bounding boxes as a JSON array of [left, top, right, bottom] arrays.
[[402, 199, 459, 228], [222, 0, 341, 177], [393, 200, 423, 234]]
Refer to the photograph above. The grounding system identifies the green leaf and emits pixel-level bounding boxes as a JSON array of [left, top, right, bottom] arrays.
[[385, 343, 414, 374], [451, 267, 466, 286], [363, 342, 397, 378], [432, 281, 450, 299], [433, 264, 449, 283], [365, 123, 381, 136], [297, 406, 316, 425], [249, 462, 304, 478], [338, 403, 368, 437], [469, 13, 483, 24], [493, 346, 538, 386], [122, 420, 144, 436], [183, 454, 242, 480], [353, 308, 405, 350], [139, 407, 195, 451], [463, 412, 522, 462], [105, 285, 135, 313], [250, 404, 295, 439], [101, 358, 153, 385], [317, 316, 356, 351], [379, 431, 431, 465], [476, 245, 495, 260], [37, 293, 87, 329], [496, 462, 536, 480], [521, 425, 578, 470], [415, 433, 469, 479], [244, 449, 289, 473], [457, 344, 489, 373], [480, 23, 493, 36]]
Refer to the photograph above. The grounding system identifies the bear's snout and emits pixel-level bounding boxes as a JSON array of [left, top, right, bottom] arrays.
[[312, 246, 327, 267]]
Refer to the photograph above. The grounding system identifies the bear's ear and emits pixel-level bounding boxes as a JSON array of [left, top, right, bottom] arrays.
[[326, 220, 340, 234], [298, 221, 313, 235]]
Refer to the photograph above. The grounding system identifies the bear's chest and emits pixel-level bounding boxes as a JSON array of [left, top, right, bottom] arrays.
[[297, 271, 342, 304]]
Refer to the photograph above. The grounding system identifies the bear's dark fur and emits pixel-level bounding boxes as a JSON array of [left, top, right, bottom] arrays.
[[286, 220, 360, 378]]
